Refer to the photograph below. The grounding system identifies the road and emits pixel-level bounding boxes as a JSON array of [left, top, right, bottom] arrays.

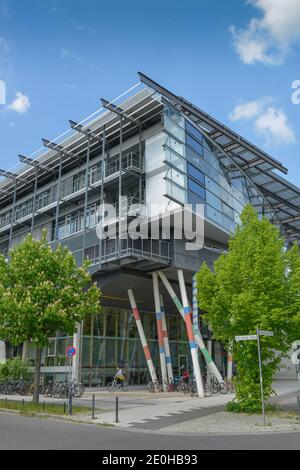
[[0, 412, 299, 450]]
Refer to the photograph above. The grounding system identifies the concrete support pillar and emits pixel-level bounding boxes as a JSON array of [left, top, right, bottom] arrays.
[[177, 269, 204, 398], [158, 270, 223, 384], [128, 289, 157, 383], [152, 273, 168, 391], [227, 343, 233, 381], [160, 294, 173, 383]]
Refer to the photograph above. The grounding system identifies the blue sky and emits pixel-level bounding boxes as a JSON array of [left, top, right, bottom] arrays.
[[0, 0, 299, 185]]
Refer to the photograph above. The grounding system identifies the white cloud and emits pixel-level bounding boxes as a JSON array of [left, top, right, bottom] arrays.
[[254, 107, 296, 144], [8, 92, 30, 114], [0, 1, 9, 18], [229, 97, 295, 145], [231, 0, 300, 65], [229, 99, 263, 121], [60, 48, 83, 62]]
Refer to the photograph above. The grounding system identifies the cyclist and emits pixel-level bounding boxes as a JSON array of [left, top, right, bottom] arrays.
[[115, 366, 125, 385], [180, 365, 190, 383]]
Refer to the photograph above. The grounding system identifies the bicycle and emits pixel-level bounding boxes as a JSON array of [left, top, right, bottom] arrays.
[[107, 377, 129, 392], [147, 378, 162, 393]]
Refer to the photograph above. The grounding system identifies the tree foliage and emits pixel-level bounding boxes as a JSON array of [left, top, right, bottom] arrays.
[[196, 205, 300, 412], [0, 357, 30, 382], [0, 232, 101, 401]]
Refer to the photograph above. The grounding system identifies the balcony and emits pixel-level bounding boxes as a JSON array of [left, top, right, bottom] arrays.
[[0, 152, 144, 233], [85, 237, 171, 271]]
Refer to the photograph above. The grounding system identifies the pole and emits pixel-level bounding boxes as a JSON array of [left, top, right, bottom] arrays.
[[69, 357, 73, 416], [177, 269, 204, 398], [160, 294, 173, 383], [152, 273, 168, 391], [127, 289, 157, 383], [92, 394, 95, 420], [257, 328, 266, 426], [115, 396, 119, 423], [158, 271, 223, 384]]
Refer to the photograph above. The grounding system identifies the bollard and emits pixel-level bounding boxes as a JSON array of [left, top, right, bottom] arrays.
[[68, 388, 73, 416], [92, 394, 95, 420], [22, 399, 24, 406], [42, 401, 45, 412], [115, 396, 119, 423], [64, 402, 66, 414], [5, 397, 7, 407], [297, 396, 300, 422]]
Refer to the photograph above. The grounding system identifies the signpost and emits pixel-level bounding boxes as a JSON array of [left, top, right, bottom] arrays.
[[235, 329, 273, 426], [65, 346, 76, 416]]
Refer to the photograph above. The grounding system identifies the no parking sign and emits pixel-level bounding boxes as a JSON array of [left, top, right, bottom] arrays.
[[65, 346, 76, 358]]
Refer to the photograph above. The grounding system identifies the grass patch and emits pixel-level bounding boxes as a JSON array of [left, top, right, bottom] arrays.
[[226, 400, 277, 414], [0, 399, 89, 415]]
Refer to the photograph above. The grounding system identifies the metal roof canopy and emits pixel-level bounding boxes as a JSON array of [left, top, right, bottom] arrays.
[[138, 72, 288, 176], [0, 88, 163, 205], [138, 72, 300, 242]]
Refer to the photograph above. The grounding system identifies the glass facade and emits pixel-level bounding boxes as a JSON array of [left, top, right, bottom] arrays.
[[27, 307, 194, 386], [163, 102, 277, 233]]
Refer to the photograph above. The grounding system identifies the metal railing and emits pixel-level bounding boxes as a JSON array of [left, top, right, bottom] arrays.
[[84, 237, 170, 266], [0, 152, 144, 231]]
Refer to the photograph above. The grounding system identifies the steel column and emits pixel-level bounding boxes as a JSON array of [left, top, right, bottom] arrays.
[[8, 180, 17, 251], [118, 116, 123, 253], [152, 273, 168, 391], [82, 136, 91, 264], [128, 289, 157, 383], [54, 152, 63, 246], [160, 294, 173, 382], [31, 167, 38, 235], [99, 127, 106, 267]]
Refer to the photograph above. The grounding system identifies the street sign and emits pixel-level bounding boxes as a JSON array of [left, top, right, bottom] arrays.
[[235, 335, 258, 342], [257, 330, 274, 337], [65, 346, 76, 358]]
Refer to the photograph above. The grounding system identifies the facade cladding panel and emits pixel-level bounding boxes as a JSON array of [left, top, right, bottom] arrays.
[[0, 79, 298, 384]]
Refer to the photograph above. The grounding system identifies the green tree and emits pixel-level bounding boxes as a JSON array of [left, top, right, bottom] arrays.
[[0, 233, 101, 403], [0, 357, 30, 381], [196, 205, 300, 412]]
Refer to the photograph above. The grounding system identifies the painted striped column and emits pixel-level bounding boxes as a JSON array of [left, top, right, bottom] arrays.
[[152, 273, 168, 391], [177, 269, 204, 398], [160, 294, 173, 383], [227, 342, 233, 381], [128, 289, 157, 383], [192, 276, 199, 353], [192, 276, 199, 328], [158, 270, 223, 384]]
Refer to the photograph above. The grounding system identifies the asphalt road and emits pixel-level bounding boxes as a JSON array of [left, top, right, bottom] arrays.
[[0, 412, 300, 450]]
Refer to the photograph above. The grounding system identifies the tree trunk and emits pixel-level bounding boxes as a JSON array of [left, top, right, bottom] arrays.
[[33, 347, 42, 404]]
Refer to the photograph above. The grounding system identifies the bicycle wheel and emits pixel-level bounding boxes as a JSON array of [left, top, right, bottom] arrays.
[[181, 382, 189, 394], [219, 382, 228, 394], [147, 381, 155, 393], [121, 380, 129, 392], [107, 381, 117, 392], [59, 384, 69, 399]]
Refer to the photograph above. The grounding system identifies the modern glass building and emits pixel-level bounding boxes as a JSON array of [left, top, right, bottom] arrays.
[[1, 73, 300, 385]]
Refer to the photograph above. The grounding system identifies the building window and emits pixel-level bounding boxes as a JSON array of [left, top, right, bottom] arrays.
[[187, 163, 205, 185], [186, 121, 203, 143], [186, 134, 203, 155], [188, 179, 206, 200]]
